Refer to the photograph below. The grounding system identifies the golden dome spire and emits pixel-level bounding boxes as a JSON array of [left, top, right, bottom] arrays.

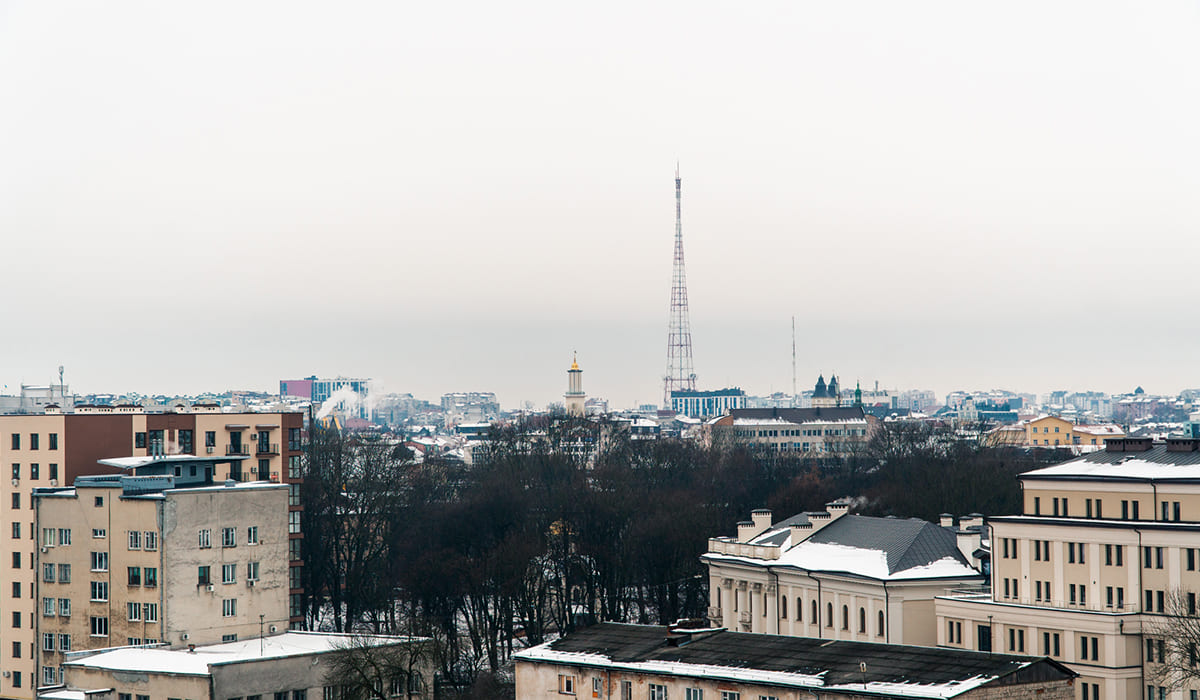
[[570, 351, 579, 371]]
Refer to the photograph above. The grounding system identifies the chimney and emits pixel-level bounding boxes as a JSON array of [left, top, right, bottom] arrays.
[[826, 501, 850, 521], [939, 513, 954, 528], [751, 509, 772, 533], [736, 521, 757, 543], [954, 515, 985, 572]]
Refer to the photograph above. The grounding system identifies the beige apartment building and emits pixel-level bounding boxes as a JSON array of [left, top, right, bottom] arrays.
[[703, 502, 984, 646], [706, 407, 878, 456], [935, 437, 1200, 700], [0, 406, 304, 700], [33, 455, 289, 689]]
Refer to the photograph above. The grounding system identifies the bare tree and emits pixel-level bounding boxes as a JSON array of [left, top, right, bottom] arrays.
[[1146, 589, 1200, 691], [323, 634, 434, 700]]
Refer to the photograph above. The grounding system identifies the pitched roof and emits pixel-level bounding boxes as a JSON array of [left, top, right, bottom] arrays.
[[1022, 443, 1200, 482], [515, 624, 1075, 699], [712, 406, 868, 426]]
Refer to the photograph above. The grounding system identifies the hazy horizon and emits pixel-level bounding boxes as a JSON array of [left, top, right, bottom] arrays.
[[3, 2, 1199, 409]]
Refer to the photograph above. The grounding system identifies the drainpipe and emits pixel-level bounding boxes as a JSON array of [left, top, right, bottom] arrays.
[[882, 580, 891, 644], [768, 566, 780, 635], [1136, 527, 1146, 690], [805, 571, 823, 639]]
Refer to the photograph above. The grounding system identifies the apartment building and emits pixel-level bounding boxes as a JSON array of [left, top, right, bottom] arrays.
[[0, 406, 304, 700], [45, 631, 432, 700], [32, 455, 289, 689], [703, 503, 984, 646], [935, 437, 1200, 700], [515, 623, 1076, 700], [706, 407, 878, 456]]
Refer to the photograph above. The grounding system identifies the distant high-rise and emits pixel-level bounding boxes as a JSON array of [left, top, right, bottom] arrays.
[[664, 166, 697, 407]]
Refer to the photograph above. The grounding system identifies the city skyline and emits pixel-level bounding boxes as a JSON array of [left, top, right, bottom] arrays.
[[3, 2, 1200, 409]]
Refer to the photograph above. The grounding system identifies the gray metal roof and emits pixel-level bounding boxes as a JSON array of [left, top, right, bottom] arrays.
[[807, 515, 971, 574]]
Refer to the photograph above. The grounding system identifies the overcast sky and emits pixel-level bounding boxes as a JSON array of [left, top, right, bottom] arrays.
[[2, 1, 1199, 409]]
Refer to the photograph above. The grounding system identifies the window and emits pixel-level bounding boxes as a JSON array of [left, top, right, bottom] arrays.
[[205, 430, 216, 448], [128, 531, 141, 549], [58, 528, 71, 545], [90, 551, 108, 571], [58, 563, 70, 583], [10, 434, 18, 450], [685, 689, 702, 700], [10, 611, 18, 628], [859, 607, 866, 633], [11, 551, 20, 569], [878, 610, 885, 636], [826, 602, 833, 627], [49, 433, 57, 450], [144, 531, 157, 551], [290, 538, 302, 561], [289, 483, 301, 506], [42, 563, 54, 583], [198, 529, 212, 548], [59, 598, 70, 616], [90, 616, 108, 637], [247, 526, 259, 545], [223, 563, 237, 584], [92, 528, 105, 539], [143, 603, 158, 622], [11, 671, 18, 688], [10, 463, 17, 480], [30, 463, 38, 479], [247, 561, 260, 581], [842, 604, 849, 629], [222, 598, 237, 617], [222, 527, 236, 547], [293, 693, 306, 700], [90, 581, 108, 601], [49, 462, 58, 480], [145, 567, 158, 587], [135, 432, 147, 449], [649, 684, 667, 700], [9, 493, 16, 510], [42, 666, 55, 686], [289, 510, 301, 533], [720, 694, 739, 700], [10, 522, 18, 539], [559, 674, 576, 695], [58, 634, 69, 651], [179, 429, 194, 454], [198, 566, 211, 585], [42, 528, 55, 547], [127, 602, 141, 621], [42, 597, 54, 616], [128, 566, 141, 586]]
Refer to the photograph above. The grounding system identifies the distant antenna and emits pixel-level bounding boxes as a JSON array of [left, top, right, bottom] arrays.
[[791, 317, 797, 407], [58, 365, 64, 399], [664, 165, 697, 407]]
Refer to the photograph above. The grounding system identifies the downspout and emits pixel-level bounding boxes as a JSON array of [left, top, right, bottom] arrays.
[[805, 571, 822, 639], [1152, 483, 1159, 521], [1136, 527, 1146, 690], [882, 580, 891, 644], [768, 566, 780, 635]]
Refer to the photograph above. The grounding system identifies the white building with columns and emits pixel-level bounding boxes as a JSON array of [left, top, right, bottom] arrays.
[[702, 503, 984, 646]]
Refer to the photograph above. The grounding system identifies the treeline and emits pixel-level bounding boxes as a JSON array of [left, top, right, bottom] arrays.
[[300, 418, 1067, 690]]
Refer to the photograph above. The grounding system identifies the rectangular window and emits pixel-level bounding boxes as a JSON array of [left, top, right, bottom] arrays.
[[92, 528, 105, 539], [649, 685, 667, 700], [11, 551, 19, 569], [144, 567, 158, 587], [223, 563, 237, 584], [198, 566, 211, 586], [30, 463, 38, 479], [128, 531, 141, 549], [289, 510, 301, 533], [559, 675, 576, 695], [89, 581, 108, 602], [42, 598, 54, 616], [42, 563, 54, 583], [205, 430, 216, 448], [48, 433, 57, 450], [127, 602, 141, 621], [143, 603, 158, 622], [58, 563, 70, 583], [222, 527, 236, 548], [144, 531, 157, 551], [41, 666, 54, 686], [127, 566, 141, 586], [89, 616, 108, 637], [247, 561, 260, 581], [198, 529, 211, 548], [247, 526, 259, 545], [58, 634, 69, 651], [42, 528, 55, 547], [90, 551, 108, 571], [58, 528, 70, 545], [135, 432, 147, 448], [59, 598, 70, 616], [10, 434, 18, 450]]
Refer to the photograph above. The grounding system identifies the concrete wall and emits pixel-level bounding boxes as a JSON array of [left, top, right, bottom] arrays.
[[60, 665, 209, 699], [160, 484, 289, 646]]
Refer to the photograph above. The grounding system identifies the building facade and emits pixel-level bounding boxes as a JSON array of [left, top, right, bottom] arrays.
[[669, 388, 746, 419], [935, 438, 1200, 700], [706, 406, 877, 456], [33, 457, 289, 688], [0, 407, 304, 700], [703, 503, 984, 646]]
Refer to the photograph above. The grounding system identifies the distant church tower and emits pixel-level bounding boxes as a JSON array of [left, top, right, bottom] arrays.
[[565, 353, 586, 417]]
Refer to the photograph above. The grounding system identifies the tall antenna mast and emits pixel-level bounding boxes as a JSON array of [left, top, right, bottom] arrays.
[[791, 317, 797, 407], [664, 164, 697, 407]]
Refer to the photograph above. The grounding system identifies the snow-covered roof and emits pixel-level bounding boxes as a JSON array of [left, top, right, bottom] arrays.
[[62, 632, 424, 677], [97, 455, 247, 469], [514, 624, 1073, 699], [1022, 444, 1200, 482], [706, 515, 980, 582], [1072, 424, 1124, 436]]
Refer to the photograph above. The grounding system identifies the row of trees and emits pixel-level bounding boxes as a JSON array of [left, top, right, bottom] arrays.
[[302, 417, 1068, 691]]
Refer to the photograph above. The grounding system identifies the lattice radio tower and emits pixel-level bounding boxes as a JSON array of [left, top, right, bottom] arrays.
[[664, 164, 697, 407]]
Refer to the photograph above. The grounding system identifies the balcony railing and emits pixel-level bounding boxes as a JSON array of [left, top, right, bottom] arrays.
[[738, 611, 752, 624], [256, 443, 279, 456], [707, 606, 722, 619], [226, 445, 250, 456]]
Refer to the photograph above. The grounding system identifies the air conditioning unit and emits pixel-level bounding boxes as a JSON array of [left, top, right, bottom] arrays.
[[40, 547, 47, 554], [49, 479, 58, 486], [269, 625, 278, 633], [206, 584, 215, 592], [206, 446, 214, 454], [181, 633, 189, 640], [2, 670, 9, 678], [10, 479, 17, 487], [247, 579, 256, 587]]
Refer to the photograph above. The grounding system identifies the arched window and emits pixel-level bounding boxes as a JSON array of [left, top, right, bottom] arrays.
[[878, 610, 885, 637], [811, 600, 817, 624], [715, 587, 721, 607], [796, 596, 802, 621], [826, 603, 833, 627], [780, 596, 787, 620], [841, 605, 849, 630], [858, 607, 866, 633]]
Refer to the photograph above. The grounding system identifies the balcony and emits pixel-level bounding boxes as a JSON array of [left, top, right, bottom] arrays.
[[256, 443, 279, 456], [738, 611, 752, 624], [226, 444, 250, 456], [707, 606, 722, 620]]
